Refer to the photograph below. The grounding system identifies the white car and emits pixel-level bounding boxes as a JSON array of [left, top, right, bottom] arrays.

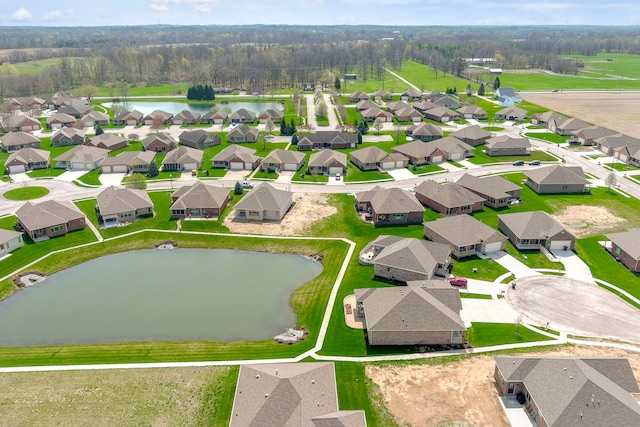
[[241, 181, 254, 189]]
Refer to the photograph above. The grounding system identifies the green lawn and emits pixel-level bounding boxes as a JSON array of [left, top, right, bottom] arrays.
[[451, 256, 509, 282], [468, 147, 558, 165], [2, 186, 50, 201], [480, 70, 640, 91], [524, 132, 569, 144], [77, 169, 102, 186], [563, 52, 640, 79], [26, 168, 66, 178], [459, 292, 493, 299], [605, 162, 638, 171], [14, 57, 84, 75], [481, 126, 504, 132], [466, 323, 552, 347], [390, 60, 474, 93]]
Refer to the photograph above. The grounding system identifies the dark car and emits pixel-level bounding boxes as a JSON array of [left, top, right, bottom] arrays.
[[529, 160, 541, 166], [447, 277, 468, 287], [512, 160, 525, 166]]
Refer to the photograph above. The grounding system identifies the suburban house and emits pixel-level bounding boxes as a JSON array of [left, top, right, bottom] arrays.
[[350, 146, 408, 171], [308, 149, 347, 176], [143, 110, 173, 125], [5, 148, 50, 174], [296, 131, 358, 151], [142, 133, 177, 153], [494, 356, 640, 427], [433, 95, 461, 109], [15, 200, 87, 241], [1, 115, 41, 132], [230, 362, 366, 427], [613, 142, 640, 167], [360, 107, 394, 123], [229, 108, 256, 124], [349, 90, 370, 102], [450, 125, 491, 146], [401, 88, 423, 101], [594, 134, 640, 156], [484, 135, 531, 156], [372, 89, 392, 101], [393, 106, 423, 122], [392, 141, 445, 165], [424, 214, 507, 258], [51, 127, 86, 146], [355, 99, 378, 112], [54, 145, 109, 170], [178, 129, 221, 149], [456, 173, 521, 208], [457, 106, 488, 120], [412, 100, 438, 114], [1, 96, 45, 112], [261, 149, 305, 172], [171, 109, 201, 125], [605, 230, 640, 272], [495, 106, 527, 122], [406, 122, 443, 142], [354, 186, 425, 225], [427, 136, 474, 161], [233, 182, 293, 221], [549, 117, 591, 136], [58, 100, 92, 118], [113, 110, 144, 126], [170, 181, 230, 219], [385, 100, 409, 113], [569, 126, 616, 146], [258, 108, 284, 124], [100, 151, 156, 174], [530, 111, 565, 127], [201, 109, 229, 124], [0, 131, 41, 152], [498, 210, 576, 251], [415, 180, 486, 215], [369, 236, 451, 282], [423, 107, 460, 123], [212, 145, 261, 170], [355, 280, 466, 346], [525, 165, 589, 194], [0, 228, 24, 257], [227, 125, 259, 143], [161, 146, 203, 171], [85, 133, 128, 151], [79, 111, 109, 128], [96, 186, 154, 227], [494, 87, 522, 105], [46, 112, 77, 129]]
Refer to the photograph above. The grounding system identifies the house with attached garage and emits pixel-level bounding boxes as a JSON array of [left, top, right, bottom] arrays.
[[261, 149, 305, 172], [1, 115, 41, 132], [401, 88, 423, 101], [549, 117, 591, 136], [494, 87, 522, 105], [142, 133, 177, 153], [423, 107, 460, 123], [385, 100, 409, 113], [227, 125, 259, 143], [393, 106, 423, 122], [494, 356, 640, 427], [530, 111, 565, 127], [355, 99, 378, 112], [1, 96, 46, 112], [525, 165, 589, 194], [411, 100, 438, 114], [424, 214, 507, 258], [415, 180, 485, 215], [367, 236, 451, 282], [594, 134, 640, 156], [230, 362, 366, 427], [80, 111, 109, 128], [613, 142, 640, 167], [360, 107, 394, 123], [569, 125, 616, 146], [51, 127, 86, 146], [349, 90, 370, 102], [372, 89, 392, 101], [170, 181, 230, 219], [406, 122, 443, 142], [233, 182, 293, 221], [498, 210, 576, 251], [200, 109, 228, 124], [354, 186, 424, 225], [58, 100, 93, 118], [15, 200, 87, 241], [100, 151, 156, 174], [350, 146, 408, 171], [308, 149, 347, 176], [46, 113, 76, 130], [5, 148, 50, 174], [392, 140, 446, 165], [258, 108, 284, 124], [161, 145, 203, 171], [85, 133, 128, 152], [178, 129, 221, 149], [427, 136, 474, 161], [211, 145, 261, 170], [143, 110, 173, 126], [171, 109, 201, 125], [484, 135, 531, 156], [495, 106, 527, 122], [456, 105, 488, 120], [456, 173, 521, 208], [54, 145, 109, 170], [355, 280, 466, 346], [433, 95, 461, 109], [450, 125, 491, 146], [0, 131, 41, 152], [96, 186, 154, 227], [0, 228, 24, 257], [113, 110, 144, 126], [296, 131, 358, 151], [230, 108, 256, 124], [606, 230, 640, 272]]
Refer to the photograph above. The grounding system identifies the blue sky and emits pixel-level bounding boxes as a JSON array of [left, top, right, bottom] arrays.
[[0, 0, 638, 26]]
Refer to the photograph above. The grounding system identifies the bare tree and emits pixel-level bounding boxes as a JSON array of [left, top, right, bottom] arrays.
[[264, 118, 275, 134], [373, 117, 384, 134], [606, 172, 617, 193]]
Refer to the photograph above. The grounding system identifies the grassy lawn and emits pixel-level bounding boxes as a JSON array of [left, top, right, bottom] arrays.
[[2, 186, 50, 201], [468, 147, 558, 165], [409, 164, 445, 175], [390, 60, 474, 93], [14, 57, 83, 75], [459, 292, 493, 299], [507, 244, 563, 270], [26, 168, 66, 178], [480, 70, 640, 91], [605, 162, 638, 171], [77, 168, 102, 186], [451, 256, 509, 282], [482, 126, 504, 132], [524, 132, 568, 144], [466, 323, 552, 347]]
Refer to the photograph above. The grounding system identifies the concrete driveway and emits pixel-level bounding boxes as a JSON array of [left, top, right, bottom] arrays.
[[485, 250, 541, 279], [56, 170, 91, 183], [386, 168, 414, 181], [508, 276, 640, 344], [99, 173, 126, 187], [460, 299, 520, 326], [550, 249, 595, 284]]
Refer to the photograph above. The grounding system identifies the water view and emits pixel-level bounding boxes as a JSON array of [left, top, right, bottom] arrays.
[[102, 101, 284, 116], [0, 249, 322, 346]]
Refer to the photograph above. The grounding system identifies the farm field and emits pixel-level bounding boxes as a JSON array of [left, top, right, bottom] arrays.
[[561, 52, 640, 79]]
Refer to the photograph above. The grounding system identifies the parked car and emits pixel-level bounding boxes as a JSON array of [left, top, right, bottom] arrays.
[[529, 160, 541, 166], [512, 160, 525, 166], [447, 277, 468, 287], [335, 173, 341, 181], [241, 181, 254, 188]]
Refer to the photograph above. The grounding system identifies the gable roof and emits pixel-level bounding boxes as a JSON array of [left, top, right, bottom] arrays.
[[2, 115, 40, 129], [531, 111, 565, 123], [86, 133, 127, 149], [356, 187, 424, 215], [407, 122, 443, 138], [428, 136, 473, 154], [553, 117, 591, 131], [234, 182, 292, 213], [424, 214, 507, 247], [201, 109, 229, 120], [46, 112, 76, 124], [100, 151, 156, 167], [433, 95, 460, 108], [606, 230, 640, 260], [496, 105, 527, 118], [571, 126, 616, 140], [594, 134, 640, 150], [15, 200, 85, 230], [230, 108, 256, 120], [525, 165, 588, 186], [170, 181, 229, 210], [144, 110, 173, 121], [54, 144, 109, 163], [263, 149, 305, 165], [373, 238, 451, 276], [498, 210, 575, 241], [6, 147, 50, 165], [392, 140, 440, 158], [456, 173, 521, 200], [0, 228, 22, 245], [178, 129, 220, 145], [212, 144, 259, 163], [52, 127, 86, 141], [114, 109, 144, 122], [416, 180, 486, 208], [456, 106, 487, 116], [308, 149, 347, 168], [450, 124, 491, 140], [350, 146, 407, 165], [297, 132, 359, 147], [485, 135, 531, 150], [228, 125, 259, 140], [81, 110, 109, 122], [424, 106, 458, 119], [173, 109, 201, 121], [96, 186, 153, 216], [162, 145, 204, 165], [142, 132, 177, 149]]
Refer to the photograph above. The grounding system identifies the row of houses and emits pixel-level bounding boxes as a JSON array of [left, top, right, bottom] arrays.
[[112, 107, 283, 127]]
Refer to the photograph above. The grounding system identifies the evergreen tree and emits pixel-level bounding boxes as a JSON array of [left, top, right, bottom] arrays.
[[147, 161, 159, 178], [291, 133, 299, 145], [494, 77, 501, 90], [95, 125, 104, 135], [357, 131, 362, 145], [478, 83, 485, 96], [465, 84, 472, 96], [334, 76, 341, 91], [234, 181, 243, 195], [280, 119, 287, 135], [357, 119, 368, 135], [289, 119, 296, 135], [187, 86, 194, 100]]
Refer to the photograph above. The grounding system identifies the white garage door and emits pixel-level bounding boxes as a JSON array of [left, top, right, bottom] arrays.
[[450, 152, 463, 160], [230, 163, 243, 170], [183, 163, 197, 171], [550, 240, 572, 250], [431, 155, 443, 164], [329, 166, 343, 175], [51, 123, 61, 130], [484, 242, 503, 253], [284, 163, 298, 171], [71, 161, 88, 170], [84, 121, 95, 127], [109, 165, 127, 173], [126, 120, 137, 126], [8, 165, 26, 174], [381, 161, 394, 170]]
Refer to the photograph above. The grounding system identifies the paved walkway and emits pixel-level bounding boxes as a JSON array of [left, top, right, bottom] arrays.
[[550, 248, 595, 284], [99, 172, 126, 187], [484, 251, 541, 279], [56, 170, 89, 183], [461, 299, 520, 326]]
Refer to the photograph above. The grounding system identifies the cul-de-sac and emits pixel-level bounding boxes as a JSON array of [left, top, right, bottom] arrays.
[[2, 17, 640, 427]]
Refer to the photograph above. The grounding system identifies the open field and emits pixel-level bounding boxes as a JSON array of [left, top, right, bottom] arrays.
[[561, 52, 640, 79], [523, 92, 640, 138]]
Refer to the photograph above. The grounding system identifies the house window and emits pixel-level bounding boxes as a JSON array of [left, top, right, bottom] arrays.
[[248, 211, 260, 217], [50, 225, 64, 232], [393, 214, 404, 220], [615, 247, 621, 255], [562, 185, 568, 190], [120, 212, 132, 218]]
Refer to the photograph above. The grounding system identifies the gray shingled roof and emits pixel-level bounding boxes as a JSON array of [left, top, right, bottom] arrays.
[[142, 133, 177, 149], [456, 106, 487, 116], [407, 122, 443, 138], [86, 133, 127, 149], [350, 146, 406, 165], [485, 135, 531, 150], [360, 187, 424, 215], [451, 124, 491, 140], [6, 147, 50, 165], [211, 145, 259, 163], [96, 186, 153, 217], [114, 110, 144, 122], [54, 144, 109, 163], [263, 149, 305, 165], [571, 126, 616, 140], [15, 200, 85, 231], [173, 109, 201, 122], [498, 210, 575, 241], [392, 140, 439, 158], [531, 111, 565, 123], [100, 151, 156, 167], [373, 238, 451, 276], [424, 214, 507, 248], [456, 173, 521, 200], [1, 131, 40, 148], [230, 108, 256, 121], [525, 165, 589, 186], [416, 180, 486, 209], [428, 136, 473, 154], [234, 182, 292, 213], [496, 105, 527, 117], [162, 145, 203, 165], [554, 117, 590, 131], [46, 112, 76, 124], [170, 181, 229, 211], [606, 230, 640, 260], [228, 125, 259, 140], [308, 149, 347, 168], [0, 228, 23, 245]]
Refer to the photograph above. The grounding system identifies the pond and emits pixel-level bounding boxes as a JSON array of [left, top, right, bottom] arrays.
[[102, 101, 284, 116], [0, 249, 323, 346]]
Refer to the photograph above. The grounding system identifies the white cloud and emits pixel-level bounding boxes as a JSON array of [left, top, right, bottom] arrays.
[[515, 2, 578, 11], [150, 0, 222, 13], [150, 4, 170, 11], [11, 7, 33, 21], [43, 10, 64, 21]]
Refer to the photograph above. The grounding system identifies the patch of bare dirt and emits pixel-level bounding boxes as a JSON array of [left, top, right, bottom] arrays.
[[523, 92, 640, 138], [552, 205, 625, 237], [223, 193, 336, 236], [367, 345, 640, 427]]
